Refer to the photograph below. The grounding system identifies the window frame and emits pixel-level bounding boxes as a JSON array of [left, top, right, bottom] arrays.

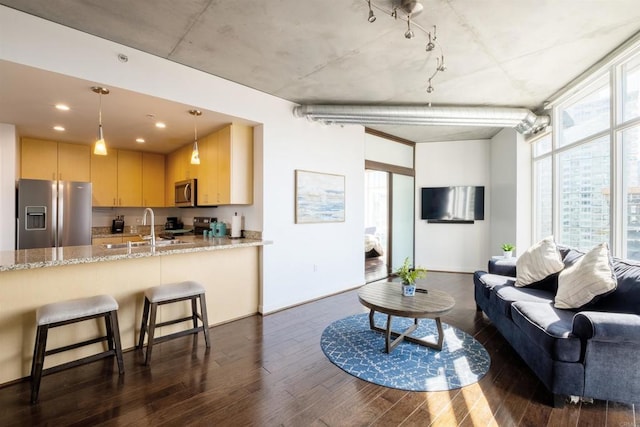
[[532, 46, 640, 259]]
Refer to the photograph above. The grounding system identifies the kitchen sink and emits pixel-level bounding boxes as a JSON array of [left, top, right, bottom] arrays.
[[102, 239, 189, 249], [154, 239, 189, 246]]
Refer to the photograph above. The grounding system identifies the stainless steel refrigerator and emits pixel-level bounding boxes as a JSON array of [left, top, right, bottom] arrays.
[[17, 179, 92, 249]]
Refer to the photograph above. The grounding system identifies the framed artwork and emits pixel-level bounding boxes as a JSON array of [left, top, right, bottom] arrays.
[[295, 170, 345, 224]]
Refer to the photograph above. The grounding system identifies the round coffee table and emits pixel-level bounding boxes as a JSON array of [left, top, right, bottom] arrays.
[[358, 281, 455, 353]]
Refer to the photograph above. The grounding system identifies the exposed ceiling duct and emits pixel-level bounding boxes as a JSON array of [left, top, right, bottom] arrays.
[[293, 105, 550, 135]]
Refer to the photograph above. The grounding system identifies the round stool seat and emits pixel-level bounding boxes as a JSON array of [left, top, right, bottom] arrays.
[[36, 295, 119, 326], [145, 281, 205, 303]]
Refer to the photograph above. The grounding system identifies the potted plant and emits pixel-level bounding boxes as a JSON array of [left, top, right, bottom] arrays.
[[501, 243, 515, 258], [395, 257, 427, 296]]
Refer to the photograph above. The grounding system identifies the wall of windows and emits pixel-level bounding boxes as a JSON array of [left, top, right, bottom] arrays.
[[533, 46, 640, 260]]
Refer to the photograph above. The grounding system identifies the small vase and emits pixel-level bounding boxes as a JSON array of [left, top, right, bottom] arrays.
[[402, 283, 416, 297], [503, 250, 513, 258]]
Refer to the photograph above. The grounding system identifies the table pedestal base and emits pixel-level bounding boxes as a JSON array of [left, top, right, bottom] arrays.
[[368, 310, 445, 353]]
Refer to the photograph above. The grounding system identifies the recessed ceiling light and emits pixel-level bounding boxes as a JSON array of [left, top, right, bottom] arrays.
[[136, 138, 145, 143], [53, 125, 65, 131], [155, 122, 166, 129], [55, 104, 70, 111]]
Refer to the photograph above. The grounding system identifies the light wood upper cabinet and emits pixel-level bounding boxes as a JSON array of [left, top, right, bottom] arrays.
[[166, 123, 252, 207], [196, 132, 216, 206], [91, 151, 118, 206], [21, 138, 90, 182], [21, 138, 57, 180], [142, 152, 165, 207], [165, 150, 179, 207], [165, 143, 199, 206], [58, 142, 91, 181], [117, 150, 142, 207], [197, 123, 253, 206], [91, 149, 146, 207]]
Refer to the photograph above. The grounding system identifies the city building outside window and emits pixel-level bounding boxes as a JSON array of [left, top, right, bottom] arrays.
[[532, 47, 640, 260]]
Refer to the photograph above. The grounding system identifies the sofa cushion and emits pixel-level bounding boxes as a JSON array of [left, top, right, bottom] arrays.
[[590, 258, 640, 314], [555, 243, 617, 309], [516, 236, 564, 288], [492, 285, 555, 319], [511, 301, 582, 362]]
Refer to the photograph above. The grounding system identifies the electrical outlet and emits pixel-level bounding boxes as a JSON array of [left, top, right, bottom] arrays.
[[313, 264, 318, 272]]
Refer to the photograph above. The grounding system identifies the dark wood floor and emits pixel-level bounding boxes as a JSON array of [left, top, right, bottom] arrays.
[[365, 256, 388, 283], [1, 272, 637, 426]]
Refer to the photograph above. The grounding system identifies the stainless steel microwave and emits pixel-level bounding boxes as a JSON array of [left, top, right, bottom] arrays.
[[175, 179, 197, 207]]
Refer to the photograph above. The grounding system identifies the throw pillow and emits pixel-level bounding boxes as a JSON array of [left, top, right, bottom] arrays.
[[515, 236, 564, 287], [554, 243, 617, 309]]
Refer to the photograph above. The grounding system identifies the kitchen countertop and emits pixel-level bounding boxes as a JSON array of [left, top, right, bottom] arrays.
[[0, 235, 271, 272]]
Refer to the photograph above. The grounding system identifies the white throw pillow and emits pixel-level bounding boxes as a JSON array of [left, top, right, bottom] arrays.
[[554, 243, 617, 309], [515, 236, 564, 287]]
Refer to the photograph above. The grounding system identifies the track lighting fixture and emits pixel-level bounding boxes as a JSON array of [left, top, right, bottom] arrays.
[[425, 32, 435, 51], [367, 0, 376, 22], [361, 1, 446, 94], [91, 86, 109, 156], [437, 55, 446, 72], [426, 79, 434, 93], [404, 19, 415, 39], [189, 109, 202, 165]]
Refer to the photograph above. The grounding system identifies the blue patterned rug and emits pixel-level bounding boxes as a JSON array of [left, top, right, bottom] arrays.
[[320, 313, 490, 392]]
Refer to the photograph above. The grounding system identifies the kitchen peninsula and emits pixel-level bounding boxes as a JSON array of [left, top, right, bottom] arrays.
[[0, 236, 269, 385]]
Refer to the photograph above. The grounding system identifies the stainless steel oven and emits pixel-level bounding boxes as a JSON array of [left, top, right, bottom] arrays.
[[174, 179, 197, 207]]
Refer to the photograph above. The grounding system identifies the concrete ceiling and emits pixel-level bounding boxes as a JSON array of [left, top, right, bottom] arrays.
[[1, 0, 640, 150]]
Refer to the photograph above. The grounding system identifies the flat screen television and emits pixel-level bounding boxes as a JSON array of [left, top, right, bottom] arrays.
[[421, 186, 485, 222]]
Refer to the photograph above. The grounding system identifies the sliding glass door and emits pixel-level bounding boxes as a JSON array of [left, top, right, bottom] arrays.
[[391, 174, 415, 271], [365, 170, 389, 282], [365, 169, 414, 282]]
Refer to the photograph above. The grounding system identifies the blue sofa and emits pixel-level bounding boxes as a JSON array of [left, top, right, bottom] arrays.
[[473, 246, 640, 406]]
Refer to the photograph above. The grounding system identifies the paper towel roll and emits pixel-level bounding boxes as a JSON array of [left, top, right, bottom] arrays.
[[231, 214, 242, 238]]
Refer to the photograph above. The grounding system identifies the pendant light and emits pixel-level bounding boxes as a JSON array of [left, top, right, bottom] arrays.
[[92, 86, 109, 155], [189, 109, 202, 165]]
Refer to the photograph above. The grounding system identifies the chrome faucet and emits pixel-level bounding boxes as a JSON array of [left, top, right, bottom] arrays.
[[142, 207, 156, 247]]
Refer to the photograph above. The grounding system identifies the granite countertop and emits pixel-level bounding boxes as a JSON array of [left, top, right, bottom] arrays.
[[0, 236, 271, 272]]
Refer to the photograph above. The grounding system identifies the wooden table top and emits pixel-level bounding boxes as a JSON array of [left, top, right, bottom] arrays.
[[358, 282, 455, 318]]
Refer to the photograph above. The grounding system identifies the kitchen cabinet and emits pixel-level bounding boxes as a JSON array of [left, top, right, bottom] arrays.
[[142, 153, 165, 207], [117, 150, 142, 206], [90, 151, 118, 206], [92, 236, 122, 245], [197, 123, 253, 206], [21, 138, 90, 182], [91, 149, 146, 207], [92, 235, 144, 245], [165, 143, 199, 206]]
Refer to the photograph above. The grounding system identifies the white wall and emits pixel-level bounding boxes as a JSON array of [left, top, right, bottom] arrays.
[[489, 128, 531, 257], [0, 7, 365, 312], [365, 133, 413, 168], [0, 124, 17, 250], [414, 140, 491, 272]]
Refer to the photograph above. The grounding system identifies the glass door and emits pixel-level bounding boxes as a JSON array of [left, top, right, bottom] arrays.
[[391, 174, 415, 271], [365, 170, 389, 282], [365, 170, 415, 282]]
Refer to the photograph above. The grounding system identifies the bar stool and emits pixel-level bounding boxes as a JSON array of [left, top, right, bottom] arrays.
[[137, 281, 210, 365], [30, 294, 125, 404]]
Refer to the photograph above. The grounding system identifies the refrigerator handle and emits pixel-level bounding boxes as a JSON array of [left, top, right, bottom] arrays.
[[52, 181, 59, 248], [16, 218, 19, 250]]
